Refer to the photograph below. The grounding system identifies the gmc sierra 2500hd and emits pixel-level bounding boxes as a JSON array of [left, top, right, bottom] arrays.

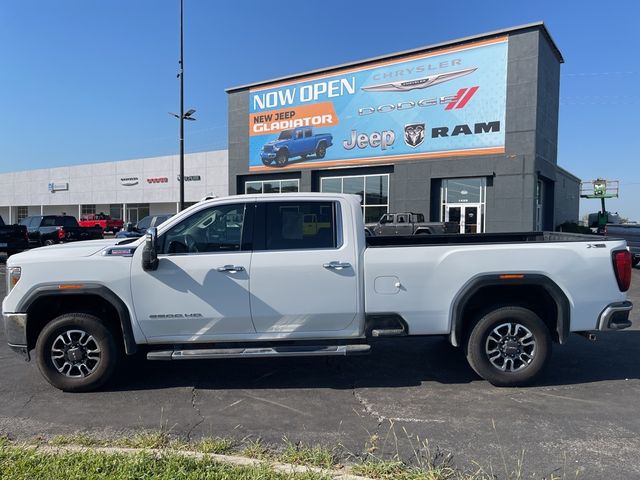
[[2, 193, 634, 392]]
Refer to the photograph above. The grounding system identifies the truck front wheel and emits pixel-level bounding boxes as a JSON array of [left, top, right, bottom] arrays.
[[275, 149, 288, 166], [465, 306, 551, 387], [316, 143, 327, 159], [35, 313, 120, 392]]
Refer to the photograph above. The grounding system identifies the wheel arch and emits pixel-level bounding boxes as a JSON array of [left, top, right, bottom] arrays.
[[450, 274, 571, 347], [18, 284, 137, 355]]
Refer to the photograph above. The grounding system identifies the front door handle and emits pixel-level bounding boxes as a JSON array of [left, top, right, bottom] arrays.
[[217, 265, 245, 273], [323, 261, 351, 270]]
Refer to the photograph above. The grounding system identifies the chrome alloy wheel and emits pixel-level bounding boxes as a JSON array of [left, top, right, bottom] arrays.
[[485, 322, 536, 372], [50, 329, 101, 378]]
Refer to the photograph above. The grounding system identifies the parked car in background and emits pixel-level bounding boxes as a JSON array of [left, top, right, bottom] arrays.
[[261, 127, 333, 166], [20, 215, 103, 247], [0, 216, 29, 257], [78, 213, 124, 234], [606, 223, 640, 266], [115, 214, 173, 239], [365, 212, 453, 236]]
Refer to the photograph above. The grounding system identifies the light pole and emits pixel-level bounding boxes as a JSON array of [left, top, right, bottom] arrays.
[[170, 0, 196, 211]]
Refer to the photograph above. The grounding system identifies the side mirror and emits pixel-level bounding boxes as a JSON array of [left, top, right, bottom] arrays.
[[125, 222, 134, 232], [142, 227, 159, 271]]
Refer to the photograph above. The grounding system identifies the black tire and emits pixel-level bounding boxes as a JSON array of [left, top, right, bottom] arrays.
[[35, 313, 120, 392], [316, 142, 327, 159], [465, 306, 551, 387], [44, 239, 55, 246], [275, 149, 288, 166], [261, 157, 272, 166], [633, 257, 640, 268]]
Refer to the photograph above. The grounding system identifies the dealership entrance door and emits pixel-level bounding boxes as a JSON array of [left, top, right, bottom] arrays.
[[125, 203, 149, 224], [444, 204, 483, 233], [441, 178, 486, 234]]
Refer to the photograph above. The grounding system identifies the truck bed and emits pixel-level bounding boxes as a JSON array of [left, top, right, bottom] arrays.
[[366, 231, 602, 247]]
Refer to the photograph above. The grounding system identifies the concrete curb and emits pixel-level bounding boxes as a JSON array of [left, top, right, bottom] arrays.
[[32, 444, 374, 480]]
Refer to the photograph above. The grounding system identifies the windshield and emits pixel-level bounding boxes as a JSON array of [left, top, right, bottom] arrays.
[[278, 130, 292, 140]]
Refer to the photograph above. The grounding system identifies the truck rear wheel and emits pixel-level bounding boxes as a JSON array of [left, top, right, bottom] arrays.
[[465, 306, 551, 387], [35, 313, 120, 392]]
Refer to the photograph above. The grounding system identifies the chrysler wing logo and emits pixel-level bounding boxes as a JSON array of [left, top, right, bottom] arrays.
[[362, 67, 477, 92], [404, 123, 425, 148]]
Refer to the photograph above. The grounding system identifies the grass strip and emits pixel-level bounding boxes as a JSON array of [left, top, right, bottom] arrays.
[[0, 442, 331, 480]]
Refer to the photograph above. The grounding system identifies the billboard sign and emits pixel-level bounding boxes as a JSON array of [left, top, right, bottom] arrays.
[[248, 37, 508, 171]]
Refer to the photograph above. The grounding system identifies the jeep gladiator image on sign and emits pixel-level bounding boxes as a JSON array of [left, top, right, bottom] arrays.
[[248, 36, 508, 171]]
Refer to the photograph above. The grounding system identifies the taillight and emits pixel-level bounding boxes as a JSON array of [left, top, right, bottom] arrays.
[[612, 249, 632, 292], [57, 228, 65, 240]]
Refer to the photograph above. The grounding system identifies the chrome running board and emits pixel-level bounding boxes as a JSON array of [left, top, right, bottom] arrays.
[[147, 344, 371, 360]]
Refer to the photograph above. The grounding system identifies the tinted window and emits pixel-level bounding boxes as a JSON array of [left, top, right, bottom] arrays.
[[136, 216, 152, 230], [155, 215, 172, 226], [162, 204, 245, 254], [262, 202, 336, 251], [41, 217, 59, 227], [295, 130, 303, 139], [19, 217, 31, 226], [63, 217, 77, 227], [304, 128, 312, 138]]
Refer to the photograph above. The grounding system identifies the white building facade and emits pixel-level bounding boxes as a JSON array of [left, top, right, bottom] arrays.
[[0, 150, 228, 225]]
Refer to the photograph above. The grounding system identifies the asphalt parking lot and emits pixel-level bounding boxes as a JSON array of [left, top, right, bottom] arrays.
[[1, 264, 639, 478]]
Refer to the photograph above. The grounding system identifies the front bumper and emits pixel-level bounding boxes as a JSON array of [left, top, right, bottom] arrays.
[[2, 312, 29, 360], [597, 301, 633, 330], [260, 152, 277, 160]]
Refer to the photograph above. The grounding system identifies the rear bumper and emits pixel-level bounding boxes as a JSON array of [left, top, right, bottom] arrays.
[[2, 312, 30, 360], [597, 301, 633, 330]]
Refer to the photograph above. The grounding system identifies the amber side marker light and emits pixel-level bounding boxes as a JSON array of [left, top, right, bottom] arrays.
[[58, 284, 83, 290], [499, 274, 525, 280]]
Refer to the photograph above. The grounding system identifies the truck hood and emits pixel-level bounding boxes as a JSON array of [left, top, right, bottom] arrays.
[[264, 140, 285, 148], [7, 239, 124, 264]]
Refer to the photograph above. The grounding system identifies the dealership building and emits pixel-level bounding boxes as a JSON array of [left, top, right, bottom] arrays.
[[0, 22, 579, 233], [226, 22, 580, 232], [0, 150, 228, 225]]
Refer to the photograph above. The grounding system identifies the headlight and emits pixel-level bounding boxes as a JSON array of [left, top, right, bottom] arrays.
[[7, 267, 21, 293]]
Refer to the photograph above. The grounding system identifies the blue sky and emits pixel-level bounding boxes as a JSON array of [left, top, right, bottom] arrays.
[[1, 1, 638, 219]]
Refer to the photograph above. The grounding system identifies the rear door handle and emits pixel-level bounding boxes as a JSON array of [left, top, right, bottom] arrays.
[[217, 265, 245, 273], [323, 261, 351, 270]]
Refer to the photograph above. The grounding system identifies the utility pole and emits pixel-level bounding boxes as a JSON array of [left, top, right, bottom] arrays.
[[179, 0, 184, 211], [170, 0, 196, 211]]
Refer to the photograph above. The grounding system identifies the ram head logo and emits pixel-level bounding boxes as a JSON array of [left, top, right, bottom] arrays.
[[404, 123, 425, 148]]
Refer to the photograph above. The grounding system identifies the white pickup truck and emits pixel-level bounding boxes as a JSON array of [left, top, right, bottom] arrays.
[[2, 193, 634, 392]]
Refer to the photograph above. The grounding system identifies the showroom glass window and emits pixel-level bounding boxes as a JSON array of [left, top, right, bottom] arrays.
[[161, 203, 245, 254], [16, 206, 29, 222], [81, 204, 96, 217], [245, 179, 299, 194], [109, 204, 122, 220], [320, 174, 389, 223]]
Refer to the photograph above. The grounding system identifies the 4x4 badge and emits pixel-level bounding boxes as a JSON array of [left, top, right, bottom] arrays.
[[404, 123, 425, 148]]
